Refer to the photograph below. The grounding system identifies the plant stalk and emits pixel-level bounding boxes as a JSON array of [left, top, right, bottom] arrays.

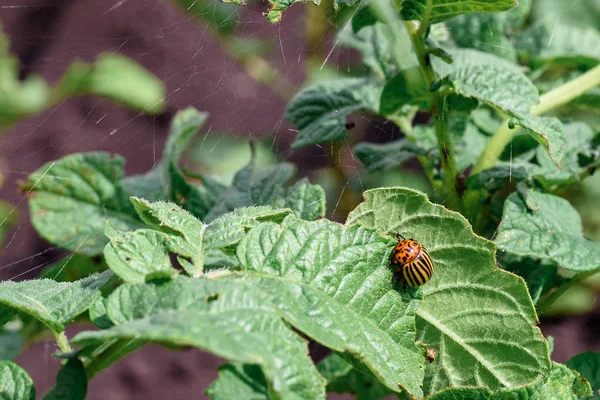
[[55, 331, 73, 354], [404, 22, 462, 211], [473, 64, 600, 175]]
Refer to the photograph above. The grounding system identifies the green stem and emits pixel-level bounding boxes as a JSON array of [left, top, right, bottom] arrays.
[[537, 271, 597, 316], [531, 64, 600, 115], [54, 331, 72, 354], [404, 22, 462, 212], [473, 64, 600, 175]]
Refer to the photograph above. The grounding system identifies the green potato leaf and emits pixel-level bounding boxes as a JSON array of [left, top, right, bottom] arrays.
[[427, 362, 591, 399], [347, 187, 550, 396], [72, 278, 326, 400], [445, 65, 567, 166], [566, 352, 600, 400], [42, 358, 87, 400], [25, 152, 144, 255], [495, 190, 600, 273], [285, 78, 381, 149], [0, 271, 111, 333], [206, 363, 269, 400], [0, 361, 35, 400]]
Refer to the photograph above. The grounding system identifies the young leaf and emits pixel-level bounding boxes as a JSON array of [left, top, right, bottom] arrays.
[[0, 271, 111, 333], [236, 217, 426, 398], [318, 354, 393, 399], [25, 152, 144, 255], [122, 107, 226, 205], [400, 0, 516, 24], [169, 163, 226, 220], [347, 188, 550, 395], [447, 65, 538, 115], [130, 197, 205, 259], [0, 361, 35, 400], [204, 158, 315, 222], [42, 358, 87, 400], [354, 139, 429, 172], [72, 278, 326, 400], [427, 362, 591, 399], [204, 206, 292, 250], [56, 54, 165, 114], [104, 223, 174, 284], [495, 190, 600, 273], [285, 78, 381, 149], [566, 352, 600, 400], [206, 363, 269, 400]]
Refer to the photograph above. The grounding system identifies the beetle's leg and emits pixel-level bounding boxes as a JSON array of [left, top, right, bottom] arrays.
[[396, 232, 405, 240]]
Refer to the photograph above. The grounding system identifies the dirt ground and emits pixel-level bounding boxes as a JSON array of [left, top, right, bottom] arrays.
[[0, 1, 598, 398]]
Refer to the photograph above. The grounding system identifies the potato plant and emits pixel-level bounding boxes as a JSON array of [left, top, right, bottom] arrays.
[[1, 0, 600, 399]]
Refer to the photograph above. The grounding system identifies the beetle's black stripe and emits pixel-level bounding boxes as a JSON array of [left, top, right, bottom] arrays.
[[419, 255, 433, 276], [411, 261, 428, 285], [403, 265, 418, 286], [420, 249, 434, 275]]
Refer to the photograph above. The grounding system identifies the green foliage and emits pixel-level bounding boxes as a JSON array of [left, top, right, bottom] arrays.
[[42, 359, 87, 400], [496, 190, 600, 273], [285, 78, 381, 149], [7, 1, 600, 399], [73, 278, 327, 400], [25, 152, 145, 255], [347, 188, 550, 395], [0, 272, 111, 333], [206, 363, 269, 399], [567, 352, 600, 400], [0, 361, 35, 400]]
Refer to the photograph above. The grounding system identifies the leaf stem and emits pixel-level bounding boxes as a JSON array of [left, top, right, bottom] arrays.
[[537, 270, 597, 317], [472, 64, 600, 174], [404, 21, 462, 212], [54, 331, 73, 354]]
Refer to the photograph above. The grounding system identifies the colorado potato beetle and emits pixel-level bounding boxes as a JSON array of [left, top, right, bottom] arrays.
[[390, 233, 433, 287]]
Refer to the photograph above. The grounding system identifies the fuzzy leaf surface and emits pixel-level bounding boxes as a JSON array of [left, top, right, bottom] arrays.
[[0, 361, 35, 400], [567, 352, 600, 400], [347, 188, 550, 395], [26, 152, 144, 255], [495, 190, 600, 273], [72, 278, 326, 400], [0, 272, 111, 332], [236, 216, 426, 397], [427, 362, 591, 399]]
